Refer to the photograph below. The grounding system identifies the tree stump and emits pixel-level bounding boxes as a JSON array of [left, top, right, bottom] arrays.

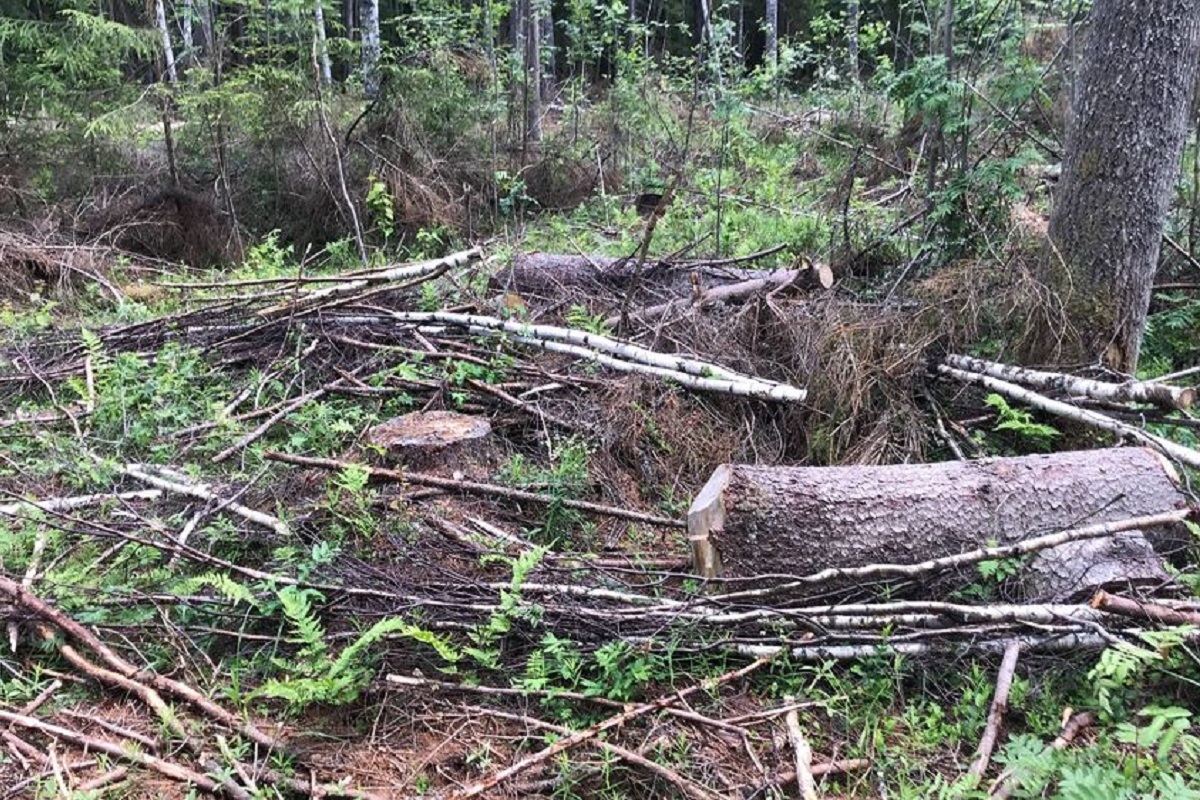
[[687, 448, 1189, 599], [364, 411, 496, 479]]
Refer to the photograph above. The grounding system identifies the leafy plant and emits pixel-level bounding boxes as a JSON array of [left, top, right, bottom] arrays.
[[983, 393, 1060, 451], [254, 585, 458, 712]]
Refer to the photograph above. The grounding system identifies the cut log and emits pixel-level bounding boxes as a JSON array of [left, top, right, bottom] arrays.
[[688, 448, 1189, 599], [491, 251, 828, 299], [364, 411, 495, 479]]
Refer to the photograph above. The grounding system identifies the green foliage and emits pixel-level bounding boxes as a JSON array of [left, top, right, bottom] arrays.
[[464, 546, 546, 670], [982, 394, 1060, 452], [254, 585, 458, 712], [71, 338, 225, 459], [497, 438, 592, 544]]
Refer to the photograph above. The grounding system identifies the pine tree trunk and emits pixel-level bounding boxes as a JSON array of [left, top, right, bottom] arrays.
[[314, 0, 332, 85], [362, 0, 381, 99], [1044, 0, 1200, 372], [155, 0, 178, 82], [763, 0, 777, 70]]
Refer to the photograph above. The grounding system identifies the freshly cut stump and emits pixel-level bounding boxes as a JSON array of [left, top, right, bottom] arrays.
[[688, 447, 1188, 599], [365, 411, 495, 479]]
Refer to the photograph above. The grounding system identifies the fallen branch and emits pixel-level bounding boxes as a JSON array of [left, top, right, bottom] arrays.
[[442, 656, 771, 798], [115, 462, 291, 537], [471, 706, 725, 800], [967, 641, 1021, 780], [783, 697, 818, 800], [937, 365, 1200, 468], [603, 262, 833, 329], [0, 708, 241, 798], [264, 451, 685, 528], [388, 309, 806, 401], [0, 574, 284, 755], [256, 247, 482, 317], [990, 711, 1095, 799], [0, 489, 161, 518], [1090, 589, 1200, 626], [943, 354, 1194, 411]]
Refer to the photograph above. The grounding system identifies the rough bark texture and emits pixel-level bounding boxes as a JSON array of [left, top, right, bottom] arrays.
[[361, 0, 381, 99], [1045, 0, 1200, 372], [688, 448, 1188, 597], [314, 0, 332, 85], [764, 0, 778, 70]]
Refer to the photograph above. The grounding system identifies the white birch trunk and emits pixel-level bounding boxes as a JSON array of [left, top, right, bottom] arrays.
[[181, 0, 194, 66], [525, 0, 543, 141], [763, 0, 778, 70], [362, 0, 381, 99], [847, 0, 859, 83], [314, 0, 332, 85], [156, 0, 178, 83]]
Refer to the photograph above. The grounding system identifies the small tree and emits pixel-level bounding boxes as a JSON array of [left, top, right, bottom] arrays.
[[1044, 0, 1200, 373]]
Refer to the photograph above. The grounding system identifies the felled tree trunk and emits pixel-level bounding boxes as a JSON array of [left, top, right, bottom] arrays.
[[688, 448, 1189, 599]]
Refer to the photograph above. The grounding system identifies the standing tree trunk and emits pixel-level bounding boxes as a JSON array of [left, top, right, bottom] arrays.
[[314, 0, 332, 85], [155, 0, 178, 82], [763, 0, 777, 70], [1045, 0, 1200, 372], [525, 0, 543, 142], [180, 0, 194, 66], [362, 0, 381, 99], [846, 0, 859, 83], [539, 0, 555, 100]]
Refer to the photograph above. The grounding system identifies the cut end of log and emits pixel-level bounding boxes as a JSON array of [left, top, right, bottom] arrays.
[[688, 464, 731, 579], [803, 261, 835, 291]]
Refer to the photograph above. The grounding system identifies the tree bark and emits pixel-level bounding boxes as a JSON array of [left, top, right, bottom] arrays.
[[181, 0, 194, 66], [763, 0, 778, 70], [155, 0, 178, 82], [846, 0, 859, 83], [1045, 0, 1200, 372], [687, 448, 1188, 598], [525, 0, 543, 142], [314, 0, 332, 85], [362, 0, 381, 99]]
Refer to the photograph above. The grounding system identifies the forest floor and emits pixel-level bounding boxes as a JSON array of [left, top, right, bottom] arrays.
[[0, 93, 1198, 800]]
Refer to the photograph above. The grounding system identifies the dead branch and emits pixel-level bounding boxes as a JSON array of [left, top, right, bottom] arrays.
[[0, 707, 242, 797], [264, 451, 685, 528], [990, 711, 1095, 799], [210, 376, 351, 463], [604, 262, 833, 329], [0, 574, 285, 755], [943, 354, 1195, 410], [967, 641, 1021, 780], [471, 706, 726, 800], [387, 309, 806, 401], [442, 656, 771, 799], [114, 462, 291, 537], [1090, 589, 1200, 626], [783, 697, 818, 800], [0, 489, 162, 518], [937, 364, 1200, 468]]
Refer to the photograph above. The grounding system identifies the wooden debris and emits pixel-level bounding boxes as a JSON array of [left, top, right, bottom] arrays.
[[687, 448, 1188, 598], [967, 641, 1021, 780], [364, 410, 495, 478], [943, 354, 1195, 410]]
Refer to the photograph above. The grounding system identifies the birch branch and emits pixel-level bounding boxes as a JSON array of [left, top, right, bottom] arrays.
[[114, 463, 291, 537], [937, 364, 1200, 468], [257, 247, 482, 317], [943, 354, 1195, 410], [390, 309, 804, 396], [0, 490, 162, 518], [784, 697, 818, 800]]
